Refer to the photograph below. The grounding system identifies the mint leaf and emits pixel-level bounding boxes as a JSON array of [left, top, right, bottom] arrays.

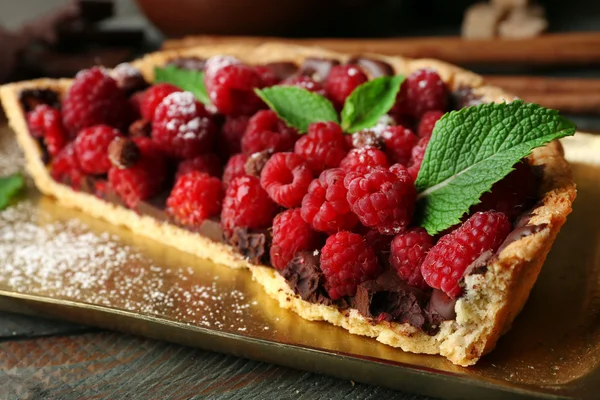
[[415, 101, 576, 235], [255, 87, 339, 133], [0, 173, 24, 211], [154, 66, 211, 105], [341, 75, 404, 133]]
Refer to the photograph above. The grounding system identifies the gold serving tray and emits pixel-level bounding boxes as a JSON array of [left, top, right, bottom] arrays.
[[1, 126, 600, 400]]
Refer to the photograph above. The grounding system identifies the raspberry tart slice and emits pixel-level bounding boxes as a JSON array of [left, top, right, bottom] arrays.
[[0, 43, 576, 367]]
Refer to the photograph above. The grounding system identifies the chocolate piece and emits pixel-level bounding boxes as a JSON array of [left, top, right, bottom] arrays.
[[498, 222, 548, 254], [111, 63, 148, 95], [108, 138, 140, 169], [281, 251, 333, 306], [263, 62, 298, 81], [427, 289, 457, 321], [346, 57, 394, 78], [244, 150, 273, 177], [18, 89, 61, 112], [227, 228, 269, 265], [351, 130, 385, 149], [298, 57, 340, 81], [129, 119, 152, 138], [450, 87, 484, 110], [166, 57, 206, 71]]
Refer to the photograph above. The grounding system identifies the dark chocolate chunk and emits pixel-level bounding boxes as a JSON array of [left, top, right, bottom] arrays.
[[244, 150, 273, 177], [450, 87, 484, 110], [427, 289, 457, 321], [263, 62, 298, 81], [227, 227, 269, 265], [166, 57, 206, 71], [34, 137, 51, 165], [129, 119, 152, 138], [108, 138, 140, 169], [111, 63, 148, 95], [346, 56, 394, 78], [497, 223, 548, 254], [18, 89, 61, 112], [351, 130, 385, 149], [281, 251, 333, 306], [298, 57, 340, 81]]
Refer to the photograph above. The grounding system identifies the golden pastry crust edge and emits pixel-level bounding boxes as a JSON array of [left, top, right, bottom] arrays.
[[0, 43, 576, 367]]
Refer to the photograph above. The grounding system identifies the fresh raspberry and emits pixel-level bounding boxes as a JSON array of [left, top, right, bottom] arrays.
[[50, 143, 84, 189], [340, 147, 389, 175], [205, 60, 264, 116], [260, 152, 313, 208], [62, 67, 132, 134], [417, 110, 444, 138], [344, 164, 416, 235], [300, 168, 358, 234], [364, 228, 393, 257], [270, 208, 321, 270], [219, 115, 249, 157], [220, 175, 278, 233], [421, 211, 511, 298], [392, 69, 448, 119], [152, 91, 217, 159], [325, 65, 368, 108], [166, 171, 224, 226], [108, 137, 167, 208], [381, 125, 418, 165], [294, 121, 348, 174], [74, 125, 122, 174], [222, 153, 249, 189], [176, 154, 222, 180], [320, 231, 382, 299], [390, 228, 433, 290], [26, 104, 68, 156], [471, 160, 538, 220], [140, 83, 181, 121], [241, 110, 299, 154], [407, 136, 430, 181], [281, 76, 326, 96], [254, 66, 280, 87]]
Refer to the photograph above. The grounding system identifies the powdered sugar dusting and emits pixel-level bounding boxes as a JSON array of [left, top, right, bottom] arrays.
[[164, 91, 197, 117], [205, 55, 240, 80], [352, 114, 396, 147], [111, 63, 141, 78]]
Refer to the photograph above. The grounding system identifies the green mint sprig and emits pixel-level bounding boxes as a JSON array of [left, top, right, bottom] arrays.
[[154, 66, 211, 105], [414, 100, 576, 235], [0, 173, 24, 211]]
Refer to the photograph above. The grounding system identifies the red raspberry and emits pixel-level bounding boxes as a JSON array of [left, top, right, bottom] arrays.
[[62, 67, 132, 134], [340, 147, 389, 175], [320, 231, 382, 299], [176, 154, 222, 180], [254, 66, 280, 87], [260, 152, 313, 208], [108, 137, 167, 208], [220, 175, 278, 233], [270, 208, 321, 270], [140, 83, 181, 121], [381, 125, 418, 165], [166, 171, 224, 226], [393, 69, 448, 119], [219, 115, 249, 157], [300, 168, 358, 234], [281, 76, 326, 96], [222, 153, 249, 189], [294, 121, 348, 174], [74, 125, 122, 174], [50, 143, 84, 189], [407, 136, 430, 181], [344, 164, 416, 235], [26, 104, 68, 156], [390, 228, 433, 290], [417, 110, 444, 138], [241, 110, 299, 154], [205, 60, 264, 116], [325, 65, 368, 108], [421, 211, 511, 298], [152, 91, 217, 159], [364, 228, 393, 256]]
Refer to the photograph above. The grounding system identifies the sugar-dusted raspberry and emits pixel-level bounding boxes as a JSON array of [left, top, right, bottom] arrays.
[[417, 110, 444, 138], [301, 168, 358, 234], [390, 228, 433, 290], [74, 125, 122, 174], [27, 104, 68, 156], [241, 110, 299, 154], [62, 67, 133, 134], [254, 65, 280, 87], [167, 171, 224, 226], [140, 83, 181, 121], [407, 136, 430, 181], [260, 152, 313, 208], [220, 175, 279, 233], [325, 65, 368, 108], [176, 154, 222, 180], [108, 137, 167, 208], [344, 164, 416, 235], [219, 115, 249, 157], [421, 211, 511, 298], [294, 121, 348, 174], [471, 160, 538, 220], [50, 143, 84, 189], [222, 153, 249, 189], [381, 125, 418, 166], [152, 91, 217, 159], [270, 208, 321, 270], [340, 147, 389, 175], [320, 231, 382, 299], [280, 76, 326, 96], [393, 69, 448, 119]]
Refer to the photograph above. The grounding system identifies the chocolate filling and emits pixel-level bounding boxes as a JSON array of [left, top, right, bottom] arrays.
[[281, 251, 333, 306], [18, 88, 61, 112], [263, 62, 298, 81], [166, 57, 206, 71], [450, 87, 484, 110], [226, 227, 269, 265], [298, 57, 340, 81], [244, 149, 273, 177], [346, 56, 394, 78], [497, 208, 548, 254]]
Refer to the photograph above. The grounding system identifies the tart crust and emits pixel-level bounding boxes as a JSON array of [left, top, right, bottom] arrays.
[[0, 43, 576, 366]]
